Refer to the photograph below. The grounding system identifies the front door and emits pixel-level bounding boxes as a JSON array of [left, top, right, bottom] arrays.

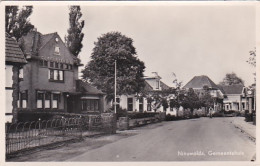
[[67, 95, 74, 113]]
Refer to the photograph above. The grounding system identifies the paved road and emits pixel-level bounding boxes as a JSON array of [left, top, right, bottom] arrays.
[[68, 118, 255, 161]]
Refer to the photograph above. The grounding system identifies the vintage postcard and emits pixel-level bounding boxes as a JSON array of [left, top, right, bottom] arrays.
[[1, 1, 259, 165]]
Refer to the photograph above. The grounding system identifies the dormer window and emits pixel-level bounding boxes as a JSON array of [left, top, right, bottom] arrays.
[[54, 46, 60, 55]]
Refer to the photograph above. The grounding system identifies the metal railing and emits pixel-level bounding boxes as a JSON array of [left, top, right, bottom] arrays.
[[5, 115, 108, 156]]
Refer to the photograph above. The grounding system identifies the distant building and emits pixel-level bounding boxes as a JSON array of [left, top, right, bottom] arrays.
[[115, 73, 171, 113], [5, 33, 27, 123], [18, 30, 105, 117], [220, 84, 255, 113], [183, 75, 224, 112]]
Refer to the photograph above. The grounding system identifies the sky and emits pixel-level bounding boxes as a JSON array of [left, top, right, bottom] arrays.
[[29, 3, 256, 87]]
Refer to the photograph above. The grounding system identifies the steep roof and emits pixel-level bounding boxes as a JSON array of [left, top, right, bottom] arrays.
[[5, 33, 27, 64], [219, 84, 244, 95], [144, 80, 170, 91], [78, 80, 104, 95], [39, 32, 56, 50], [160, 81, 170, 90], [183, 75, 219, 90]]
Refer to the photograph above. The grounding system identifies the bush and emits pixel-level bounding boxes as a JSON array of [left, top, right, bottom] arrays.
[[17, 110, 86, 122], [128, 112, 159, 119], [165, 114, 184, 121]]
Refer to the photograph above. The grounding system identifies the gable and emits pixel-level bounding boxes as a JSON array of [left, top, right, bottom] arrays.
[[38, 33, 75, 65]]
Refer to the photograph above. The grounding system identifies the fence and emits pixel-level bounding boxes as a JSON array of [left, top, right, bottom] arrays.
[[6, 113, 116, 157]]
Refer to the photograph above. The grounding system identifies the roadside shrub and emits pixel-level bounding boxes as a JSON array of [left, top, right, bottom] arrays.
[[17, 110, 87, 122], [165, 114, 184, 121], [128, 112, 159, 119]]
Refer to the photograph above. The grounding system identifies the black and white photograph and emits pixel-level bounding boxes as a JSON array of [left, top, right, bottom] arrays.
[[2, 1, 258, 164]]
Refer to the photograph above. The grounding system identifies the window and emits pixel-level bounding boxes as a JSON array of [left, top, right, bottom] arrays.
[[49, 69, 64, 82], [60, 63, 63, 69], [43, 60, 48, 67], [52, 94, 60, 109], [139, 98, 143, 112], [82, 99, 99, 112], [40, 60, 48, 67], [19, 68, 24, 80], [54, 46, 60, 54], [156, 80, 160, 89], [113, 97, 120, 110], [20, 91, 27, 108], [36, 91, 60, 109], [50, 62, 54, 68], [147, 102, 152, 111], [127, 98, 133, 111], [45, 92, 51, 108], [37, 91, 44, 108], [55, 62, 59, 68]]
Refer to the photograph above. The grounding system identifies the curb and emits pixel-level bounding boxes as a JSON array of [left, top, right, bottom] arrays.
[[231, 121, 256, 143]]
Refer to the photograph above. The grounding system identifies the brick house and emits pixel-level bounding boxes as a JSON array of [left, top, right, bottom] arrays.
[[183, 75, 224, 112], [18, 30, 105, 116], [5, 33, 27, 123]]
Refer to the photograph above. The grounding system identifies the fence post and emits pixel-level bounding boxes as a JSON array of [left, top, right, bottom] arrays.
[[38, 118, 41, 146], [118, 117, 129, 131], [79, 116, 83, 139]]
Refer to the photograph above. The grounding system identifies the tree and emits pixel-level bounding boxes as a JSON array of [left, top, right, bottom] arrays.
[[219, 72, 244, 86], [247, 49, 256, 83], [181, 88, 201, 116], [65, 6, 85, 57], [199, 87, 214, 114], [82, 32, 146, 101], [5, 6, 34, 41]]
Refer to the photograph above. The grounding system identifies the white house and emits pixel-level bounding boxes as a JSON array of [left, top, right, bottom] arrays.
[[5, 33, 27, 123], [115, 73, 176, 114], [220, 84, 255, 113]]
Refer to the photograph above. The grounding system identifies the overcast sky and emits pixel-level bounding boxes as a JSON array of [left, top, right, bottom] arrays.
[[30, 4, 256, 87]]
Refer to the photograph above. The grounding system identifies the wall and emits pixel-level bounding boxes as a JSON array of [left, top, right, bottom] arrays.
[[5, 65, 13, 121]]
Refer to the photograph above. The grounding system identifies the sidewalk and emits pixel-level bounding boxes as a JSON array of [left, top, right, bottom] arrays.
[[228, 117, 256, 140]]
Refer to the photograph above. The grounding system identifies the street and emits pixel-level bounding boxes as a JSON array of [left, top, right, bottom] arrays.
[[68, 117, 255, 161], [8, 117, 255, 162]]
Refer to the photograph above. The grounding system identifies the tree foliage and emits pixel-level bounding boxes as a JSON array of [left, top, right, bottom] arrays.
[[82, 31, 145, 101], [199, 88, 214, 109], [181, 88, 201, 114], [65, 6, 85, 57], [247, 49, 256, 67], [219, 72, 244, 86], [5, 6, 34, 41], [247, 49, 256, 83]]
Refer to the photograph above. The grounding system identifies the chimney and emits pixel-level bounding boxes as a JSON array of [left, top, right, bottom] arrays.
[[32, 31, 40, 55]]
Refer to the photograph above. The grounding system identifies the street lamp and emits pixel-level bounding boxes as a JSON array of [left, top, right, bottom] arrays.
[[114, 60, 117, 114]]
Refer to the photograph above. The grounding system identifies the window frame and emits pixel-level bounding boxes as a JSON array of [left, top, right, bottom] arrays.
[[127, 97, 133, 111]]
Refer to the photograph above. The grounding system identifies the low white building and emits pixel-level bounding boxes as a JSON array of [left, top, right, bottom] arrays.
[[220, 84, 254, 112], [115, 73, 174, 113]]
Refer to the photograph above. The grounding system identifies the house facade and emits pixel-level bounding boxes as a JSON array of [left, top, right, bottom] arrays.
[[183, 75, 224, 112], [18, 30, 105, 116], [5, 33, 27, 123], [220, 84, 255, 113], [115, 73, 173, 113]]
